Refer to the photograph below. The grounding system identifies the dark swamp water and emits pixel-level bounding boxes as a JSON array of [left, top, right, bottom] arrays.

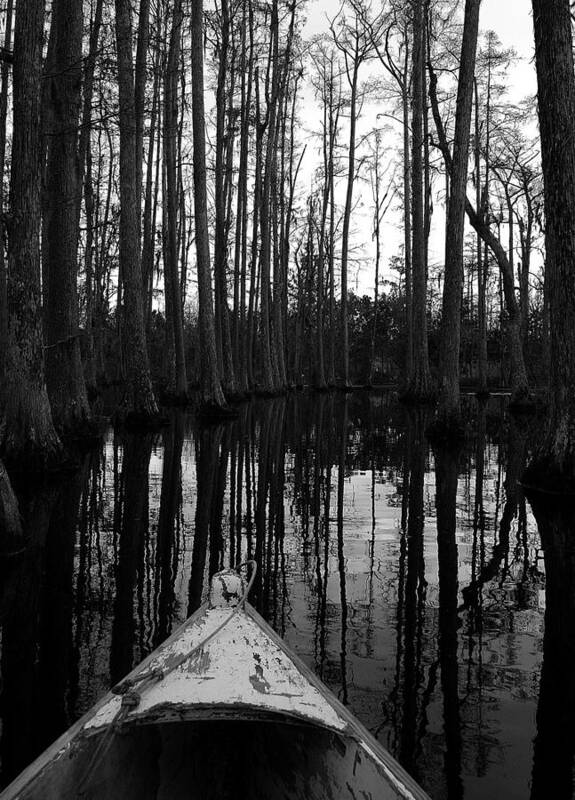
[[1, 391, 574, 799]]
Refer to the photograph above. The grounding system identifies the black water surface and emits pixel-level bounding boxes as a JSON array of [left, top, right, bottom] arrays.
[[0, 392, 568, 798]]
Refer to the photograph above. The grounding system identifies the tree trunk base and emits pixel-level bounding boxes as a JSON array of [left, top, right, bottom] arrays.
[[427, 412, 466, 447], [224, 389, 252, 403], [196, 401, 239, 423], [158, 388, 193, 408], [0, 461, 24, 556], [508, 388, 537, 414], [114, 408, 170, 431], [399, 386, 437, 405], [253, 386, 285, 399], [1, 423, 64, 475]]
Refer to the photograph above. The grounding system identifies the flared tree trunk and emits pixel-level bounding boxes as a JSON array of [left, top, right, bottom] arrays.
[[114, 0, 158, 420], [43, 0, 91, 434], [163, 0, 188, 398], [1, 0, 62, 467], [213, 0, 236, 396], [191, 0, 226, 411], [524, 0, 575, 489]]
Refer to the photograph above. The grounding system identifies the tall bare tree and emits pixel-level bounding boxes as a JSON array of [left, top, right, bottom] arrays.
[[43, 0, 91, 433], [0, 0, 13, 378], [405, 0, 432, 401], [331, 0, 375, 388], [435, 0, 481, 429]]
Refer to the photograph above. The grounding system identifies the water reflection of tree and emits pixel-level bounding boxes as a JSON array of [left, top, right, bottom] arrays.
[[528, 493, 575, 800], [390, 408, 432, 781], [0, 464, 89, 786], [110, 432, 154, 684], [434, 442, 464, 800], [72, 449, 110, 712], [460, 416, 528, 609], [188, 424, 224, 614], [261, 400, 288, 625], [313, 394, 334, 681], [337, 397, 349, 705], [153, 411, 184, 646]]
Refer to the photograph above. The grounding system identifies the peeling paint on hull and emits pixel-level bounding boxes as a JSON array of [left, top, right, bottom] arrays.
[[0, 604, 430, 800]]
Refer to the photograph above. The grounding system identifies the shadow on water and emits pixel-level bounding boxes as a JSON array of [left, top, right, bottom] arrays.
[[0, 392, 554, 799]]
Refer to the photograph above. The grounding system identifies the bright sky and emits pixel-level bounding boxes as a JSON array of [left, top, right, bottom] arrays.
[[300, 0, 539, 293]]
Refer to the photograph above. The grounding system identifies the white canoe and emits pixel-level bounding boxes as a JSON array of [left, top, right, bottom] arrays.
[[0, 568, 430, 800]]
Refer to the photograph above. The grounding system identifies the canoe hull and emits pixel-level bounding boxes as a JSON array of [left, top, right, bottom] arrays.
[[1, 601, 430, 800], [9, 719, 416, 800]]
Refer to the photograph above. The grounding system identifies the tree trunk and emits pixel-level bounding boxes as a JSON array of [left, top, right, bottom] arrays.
[[114, 0, 159, 420], [163, 0, 187, 398], [405, 0, 432, 401], [474, 80, 488, 394], [134, 0, 150, 237], [1, 0, 62, 467], [257, 0, 280, 394], [402, 58, 413, 390], [429, 64, 531, 406], [435, 0, 481, 429], [0, 0, 13, 378], [142, 50, 161, 333], [190, 0, 227, 412], [524, 0, 575, 489], [43, 0, 91, 434], [0, 458, 23, 554], [213, 0, 236, 396], [232, 0, 251, 395], [339, 54, 359, 390]]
